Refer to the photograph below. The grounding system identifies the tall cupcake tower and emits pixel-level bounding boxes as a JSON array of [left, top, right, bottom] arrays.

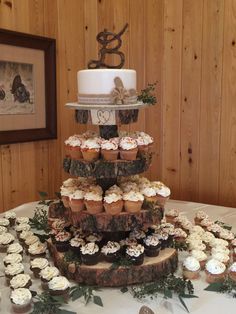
[[48, 25, 178, 286]]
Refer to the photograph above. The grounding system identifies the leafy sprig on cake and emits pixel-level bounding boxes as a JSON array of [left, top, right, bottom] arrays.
[[137, 82, 157, 105]]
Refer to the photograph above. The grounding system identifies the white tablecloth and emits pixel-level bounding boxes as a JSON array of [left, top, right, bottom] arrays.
[[1, 200, 236, 314]]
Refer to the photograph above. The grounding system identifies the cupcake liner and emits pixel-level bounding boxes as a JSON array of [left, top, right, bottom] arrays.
[[85, 200, 104, 214], [120, 148, 138, 161], [101, 149, 119, 161], [104, 200, 124, 215], [81, 149, 100, 161], [124, 200, 142, 213]]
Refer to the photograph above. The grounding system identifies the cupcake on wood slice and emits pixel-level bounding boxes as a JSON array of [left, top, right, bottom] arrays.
[[191, 250, 208, 270], [54, 231, 71, 253], [80, 242, 101, 265], [194, 210, 209, 226], [10, 274, 32, 290], [69, 237, 85, 255], [205, 259, 226, 283], [151, 181, 171, 206], [101, 241, 121, 263], [129, 229, 146, 244], [101, 138, 119, 161], [134, 131, 154, 154], [0, 226, 7, 234], [0, 218, 10, 230], [64, 134, 84, 159], [104, 193, 124, 215], [81, 137, 101, 161], [5, 263, 25, 283], [85, 233, 103, 247], [119, 136, 138, 161], [4, 211, 16, 226], [28, 241, 47, 259], [123, 191, 144, 213], [105, 184, 123, 196], [16, 217, 29, 225], [3, 253, 23, 267], [119, 238, 138, 256], [143, 235, 161, 257], [84, 191, 103, 214], [7, 243, 23, 255], [40, 266, 60, 290], [60, 185, 77, 209], [228, 262, 236, 282], [69, 189, 85, 213], [30, 258, 49, 278], [182, 256, 201, 280], [165, 209, 180, 225], [48, 276, 70, 301], [126, 244, 145, 266], [140, 184, 158, 204], [155, 230, 172, 249], [0, 232, 15, 252], [10, 288, 32, 313]]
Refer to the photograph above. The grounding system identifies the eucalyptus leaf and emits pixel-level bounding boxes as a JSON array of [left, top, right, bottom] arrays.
[[71, 289, 84, 301], [58, 310, 77, 314], [164, 289, 172, 299], [204, 282, 223, 292], [180, 294, 199, 299], [93, 295, 103, 307], [120, 287, 128, 293], [178, 295, 190, 313]]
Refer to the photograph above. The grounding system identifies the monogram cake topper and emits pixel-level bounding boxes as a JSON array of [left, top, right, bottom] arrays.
[[88, 23, 128, 69]]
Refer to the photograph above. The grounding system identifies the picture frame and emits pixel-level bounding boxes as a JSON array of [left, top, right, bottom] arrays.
[[0, 28, 57, 145]]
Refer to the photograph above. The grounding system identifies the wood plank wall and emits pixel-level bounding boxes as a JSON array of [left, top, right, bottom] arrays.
[[0, 0, 236, 211]]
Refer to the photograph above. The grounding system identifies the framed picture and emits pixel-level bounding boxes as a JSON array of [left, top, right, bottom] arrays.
[[0, 28, 57, 145]]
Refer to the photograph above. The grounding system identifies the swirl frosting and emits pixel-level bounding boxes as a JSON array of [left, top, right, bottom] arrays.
[[64, 134, 84, 147], [123, 191, 144, 202], [40, 266, 60, 281], [134, 132, 153, 145], [25, 235, 39, 246], [4, 211, 16, 219], [84, 191, 103, 201], [191, 250, 207, 261], [151, 181, 171, 197], [205, 259, 226, 274], [144, 235, 160, 247], [101, 241, 120, 254], [28, 242, 47, 255], [10, 274, 31, 289], [0, 218, 10, 227], [183, 256, 200, 271], [48, 276, 70, 291], [5, 263, 24, 276], [211, 252, 230, 263], [0, 226, 7, 234], [4, 253, 23, 264], [30, 258, 49, 269], [80, 242, 99, 255], [0, 232, 14, 244], [140, 185, 157, 197], [126, 244, 144, 257], [19, 231, 34, 240], [16, 217, 29, 224], [119, 137, 137, 150], [69, 189, 85, 200], [104, 193, 122, 204], [10, 288, 32, 305], [81, 138, 101, 150], [7, 243, 23, 254], [210, 238, 228, 248], [15, 223, 31, 232], [174, 228, 187, 238], [70, 237, 85, 247], [166, 209, 180, 217], [101, 138, 119, 150], [211, 246, 230, 255], [55, 231, 71, 242]]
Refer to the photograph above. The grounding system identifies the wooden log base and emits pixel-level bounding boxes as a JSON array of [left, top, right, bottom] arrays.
[[63, 153, 152, 178], [48, 240, 178, 287], [71, 207, 164, 232]]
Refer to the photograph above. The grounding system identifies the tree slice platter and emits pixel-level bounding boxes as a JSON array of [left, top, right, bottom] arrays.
[[71, 208, 164, 232], [48, 241, 178, 287], [63, 153, 152, 178]]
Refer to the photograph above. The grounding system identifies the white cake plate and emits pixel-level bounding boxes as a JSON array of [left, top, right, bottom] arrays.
[[65, 101, 152, 110]]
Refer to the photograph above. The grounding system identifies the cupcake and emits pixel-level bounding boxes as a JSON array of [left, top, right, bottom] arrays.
[[207, 223, 223, 237], [126, 244, 144, 265], [60, 185, 77, 208], [219, 230, 235, 243], [5, 263, 25, 282], [165, 209, 180, 224], [69, 189, 85, 213], [0, 218, 10, 229], [210, 238, 229, 248], [211, 252, 230, 265], [119, 137, 138, 160], [182, 256, 200, 279], [200, 218, 214, 230], [0, 232, 15, 252], [134, 131, 154, 153], [151, 181, 171, 206], [156, 230, 171, 249], [101, 138, 119, 161], [4, 211, 16, 226], [85, 233, 103, 247], [3, 253, 23, 266], [30, 258, 49, 278], [140, 184, 158, 203], [54, 231, 71, 252], [120, 181, 139, 193], [69, 237, 85, 255], [84, 191, 103, 214], [173, 228, 187, 243], [0, 226, 7, 234], [123, 191, 144, 213], [28, 242, 47, 259], [10, 274, 32, 290], [143, 235, 161, 257], [211, 246, 230, 256], [24, 235, 39, 251], [10, 288, 32, 313], [129, 229, 146, 244], [201, 231, 215, 250], [191, 250, 207, 269], [194, 211, 209, 225], [119, 238, 138, 256], [81, 137, 101, 161], [16, 217, 29, 225], [48, 276, 70, 300], [191, 225, 205, 236], [228, 262, 236, 282], [101, 241, 121, 263], [40, 266, 60, 290], [7, 243, 23, 255], [19, 231, 34, 244], [80, 242, 100, 265], [103, 193, 124, 215], [188, 240, 206, 252], [106, 184, 123, 195], [15, 224, 31, 236], [205, 259, 226, 283], [64, 134, 84, 159]]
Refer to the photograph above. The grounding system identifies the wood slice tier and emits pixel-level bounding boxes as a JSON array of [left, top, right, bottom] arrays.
[[48, 241, 178, 287], [63, 153, 152, 178], [71, 208, 164, 232]]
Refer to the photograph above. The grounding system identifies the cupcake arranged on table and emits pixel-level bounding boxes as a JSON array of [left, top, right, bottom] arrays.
[[151, 181, 171, 206], [5, 263, 25, 282], [182, 256, 201, 280], [0, 226, 7, 234], [10, 288, 32, 313], [64, 134, 84, 159], [165, 209, 180, 224], [54, 231, 71, 252], [103, 193, 124, 215], [69, 189, 85, 213], [19, 230, 34, 244], [219, 229, 235, 243], [3, 253, 23, 266], [205, 259, 226, 283], [194, 211, 209, 225], [123, 191, 144, 213], [119, 237, 138, 256], [210, 238, 229, 249], [40, 266, 60, 290], [84, 191, 103, 214], [211, 246, 230, 256], [24, 235, 39, 251], [134, 131, 154, 153], [173, 228, 187, 244], [0, 218, 10, 230], [119, 136, 138, 161], [81, 242, 100, 265], [101, 241, 121, 263], [143, 235, 161, 257], [200, 218, 214, 231], [228, 262, 236, 282], [28, 241, 47, 259], [30, 258, 49, 278], [69, 237, 85, 255], [16, 217, 29, 225], [129, 229, 146, 244], [81, 137, 101, 161], [7, 243, 23, 255], [0, 232, 15, 252], [206, 223, 223, 237], [201, 231, 215, 250], [211, 252, 230, 266], [126, 244, 145, 265], [4, 211, 16, 226], [188, 239, 206, 252], [15, 223, 31, 236], [190, 250, 208, 269], [48, 276, 70, 300], [85, 233, 103, 246], [10, 274, 32, 290], [101, 138, 119, 161]]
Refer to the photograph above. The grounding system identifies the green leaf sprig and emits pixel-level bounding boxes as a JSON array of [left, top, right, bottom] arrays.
[[64, 250, 81, 266], [171, 240, 189, 252], [131, 274, 197, 313], [29, 205, 50, 233], [214, 220, 232, 231], [204, 277, 236, 297], [137, 82, 157, 105], [110, 256, 134, 270], [70, 285, 103, 307]]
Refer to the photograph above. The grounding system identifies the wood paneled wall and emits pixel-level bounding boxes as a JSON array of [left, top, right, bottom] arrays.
[[0, 0, 236, 211]]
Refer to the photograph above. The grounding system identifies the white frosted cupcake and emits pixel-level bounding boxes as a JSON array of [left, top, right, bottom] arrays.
[[7, 243, 23, 255], [81, 137, 101, 161], [103, 193, 124, 215], [16, 217, 29, 225], [4, 211, 16, 226], [101, 138, 119, 161], [10, 274, 32, 290], [219, 230, 235, 243], [105, 184, 123, 195], [84, 191, 103, 214], [151, 181, 171, 206], [211, 252, 230, 265], [205, 259, 226, 283], [173, 228, 187, 243], [119, 137, 138, 160], [0, 225, 7, 234], [48, 276, 70, 299], [134, 131, 154, 153], [0, 232, 15, 252], [15, 223, 31, 235], [211, 246, 230, 256], [5, 263, 25, 281], [0, 218, 10, 230], [60, 185, 77, 208], [4, 253, 23, 266], [126, 244, 144, 265], [65, 134, 84, 159], [28, 242, 47, 259], [188, 240, 206, 252], [69, 189, 85, 213], [194, 211, 209, 225], [40, 266, 60, 290], [120, 181, 139, 193], [80, 242, 100, 265], [165, 209, 180, 224], [123, 191, 144, 213], [19, 231, 34, 244], [140, 184, 158, 203], [101, 241, 121, 262], [30, 258, 49, 278], [210, 238, 229, 248], [183, 256, 200, 279], [191, 250, 207, 269], [10, 288, 32, 313], [24, 235, 39, 250]]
